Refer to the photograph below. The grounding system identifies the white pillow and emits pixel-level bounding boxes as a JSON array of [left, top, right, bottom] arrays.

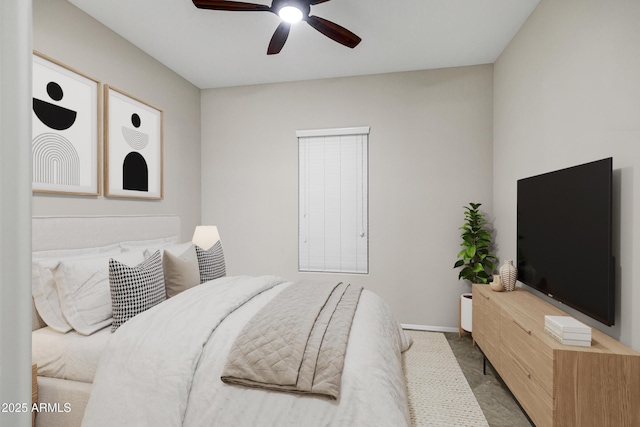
[[120, 236, 178, 252], [32, 244, 122, 333], [143, 242, 193, 260], [52, 251, 145, 335]]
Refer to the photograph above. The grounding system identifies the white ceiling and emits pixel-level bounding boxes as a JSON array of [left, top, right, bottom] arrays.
[[68, 0, 539, 89]]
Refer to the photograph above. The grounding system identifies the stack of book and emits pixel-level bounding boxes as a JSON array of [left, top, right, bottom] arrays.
[[544, 315, 592, 347]]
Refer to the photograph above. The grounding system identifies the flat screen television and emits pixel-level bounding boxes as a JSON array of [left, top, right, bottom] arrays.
[[517, 157, 614, 326]]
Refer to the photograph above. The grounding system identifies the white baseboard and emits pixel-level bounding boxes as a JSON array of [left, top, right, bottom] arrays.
[[402, 324, 460, 333]]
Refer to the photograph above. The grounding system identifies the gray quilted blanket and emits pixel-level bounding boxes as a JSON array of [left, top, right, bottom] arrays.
[[221, 280, 363, 399]]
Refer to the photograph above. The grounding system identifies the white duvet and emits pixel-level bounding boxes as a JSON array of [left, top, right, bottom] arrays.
[[82, 275, 411, 427]]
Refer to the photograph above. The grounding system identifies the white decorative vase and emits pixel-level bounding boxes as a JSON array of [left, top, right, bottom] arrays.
[[500, 260, 517, 291], [460, 293, 473, 332]]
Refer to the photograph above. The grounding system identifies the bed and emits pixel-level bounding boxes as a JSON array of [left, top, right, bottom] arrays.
[[31, 215, 412, 427]]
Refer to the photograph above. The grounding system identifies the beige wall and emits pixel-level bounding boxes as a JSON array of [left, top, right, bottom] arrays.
[[494, 0, 640, 349], [201, 65, 494, 329], [32, 0, 202, 241]]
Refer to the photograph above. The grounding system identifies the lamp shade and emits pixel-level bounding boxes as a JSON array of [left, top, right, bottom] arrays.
[[192, 225, 221, 250]]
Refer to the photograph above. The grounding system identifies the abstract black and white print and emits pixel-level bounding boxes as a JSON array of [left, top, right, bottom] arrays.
[[105, 86, 163, 199], [32, 133, 80, 185], [31, 52, 99, 194]]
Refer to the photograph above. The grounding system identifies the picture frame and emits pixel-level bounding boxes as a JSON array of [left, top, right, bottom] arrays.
[[31, 51, 101, 195], [104, 85, 163, 200]]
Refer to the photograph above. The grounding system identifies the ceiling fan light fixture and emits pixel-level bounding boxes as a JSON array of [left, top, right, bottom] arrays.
[[192, 0, 362, 55], [278, 5, 303, 23]]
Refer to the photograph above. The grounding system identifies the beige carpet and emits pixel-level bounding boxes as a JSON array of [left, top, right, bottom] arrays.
[[403, 330, 489, 427]]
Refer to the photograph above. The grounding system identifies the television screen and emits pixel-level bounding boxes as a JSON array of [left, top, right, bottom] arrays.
[[517, 158, 614, 326]]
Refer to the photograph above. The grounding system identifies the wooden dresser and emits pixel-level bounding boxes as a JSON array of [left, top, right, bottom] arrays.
[[472, 284, 640, 427]]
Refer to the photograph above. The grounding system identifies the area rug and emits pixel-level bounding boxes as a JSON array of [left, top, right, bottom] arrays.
[[403, 330, 489, 427]]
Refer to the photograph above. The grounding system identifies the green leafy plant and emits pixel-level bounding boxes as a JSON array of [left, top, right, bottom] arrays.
[[453, 202, 497, 284]]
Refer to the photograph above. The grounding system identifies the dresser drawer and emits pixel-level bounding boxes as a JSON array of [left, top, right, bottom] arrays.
[[500, 344, 553, 427], [500, 308, 554, 397], [473, 288, 501, 369], [474, 289, 500, 331], [477, 328, 500, 371]]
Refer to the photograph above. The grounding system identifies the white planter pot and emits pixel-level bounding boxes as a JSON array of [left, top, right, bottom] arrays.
[[460, 293, 473, 333]]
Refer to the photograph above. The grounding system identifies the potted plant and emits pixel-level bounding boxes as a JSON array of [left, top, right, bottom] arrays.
[[454, 202, 497, 334]]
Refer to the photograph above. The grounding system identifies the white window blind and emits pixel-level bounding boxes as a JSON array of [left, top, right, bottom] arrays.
[[298, 127, 369, 274]]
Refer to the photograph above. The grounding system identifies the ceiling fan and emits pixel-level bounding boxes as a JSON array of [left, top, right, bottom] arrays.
[[192, 0, 362, 55]]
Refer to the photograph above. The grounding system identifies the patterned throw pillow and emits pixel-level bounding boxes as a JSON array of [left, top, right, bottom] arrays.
[[195, 241, 226, 283], [109, 250, 166, 332]]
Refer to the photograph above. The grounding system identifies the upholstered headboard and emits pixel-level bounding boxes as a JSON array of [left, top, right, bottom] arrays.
[[32, 215, 181, 330], [33, 215, 181, 252]]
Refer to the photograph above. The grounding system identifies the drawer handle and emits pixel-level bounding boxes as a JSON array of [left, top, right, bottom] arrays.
[[513, 319, 532, 335], [481, 293, 489, 300]]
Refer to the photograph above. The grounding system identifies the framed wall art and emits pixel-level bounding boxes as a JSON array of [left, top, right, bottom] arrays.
[[104, 85, 163, 199], [32, 51, 101, 195]]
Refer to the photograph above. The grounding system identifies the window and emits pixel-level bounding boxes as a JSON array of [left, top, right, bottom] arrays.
[[298, 127, 369, 274]]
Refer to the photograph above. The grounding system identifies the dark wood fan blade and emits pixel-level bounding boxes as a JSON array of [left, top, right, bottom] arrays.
[[192, 0, 271, 12], [305, 15, 361, 48], [309, 0, 332, 4], [267, 22, 291, 55]]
